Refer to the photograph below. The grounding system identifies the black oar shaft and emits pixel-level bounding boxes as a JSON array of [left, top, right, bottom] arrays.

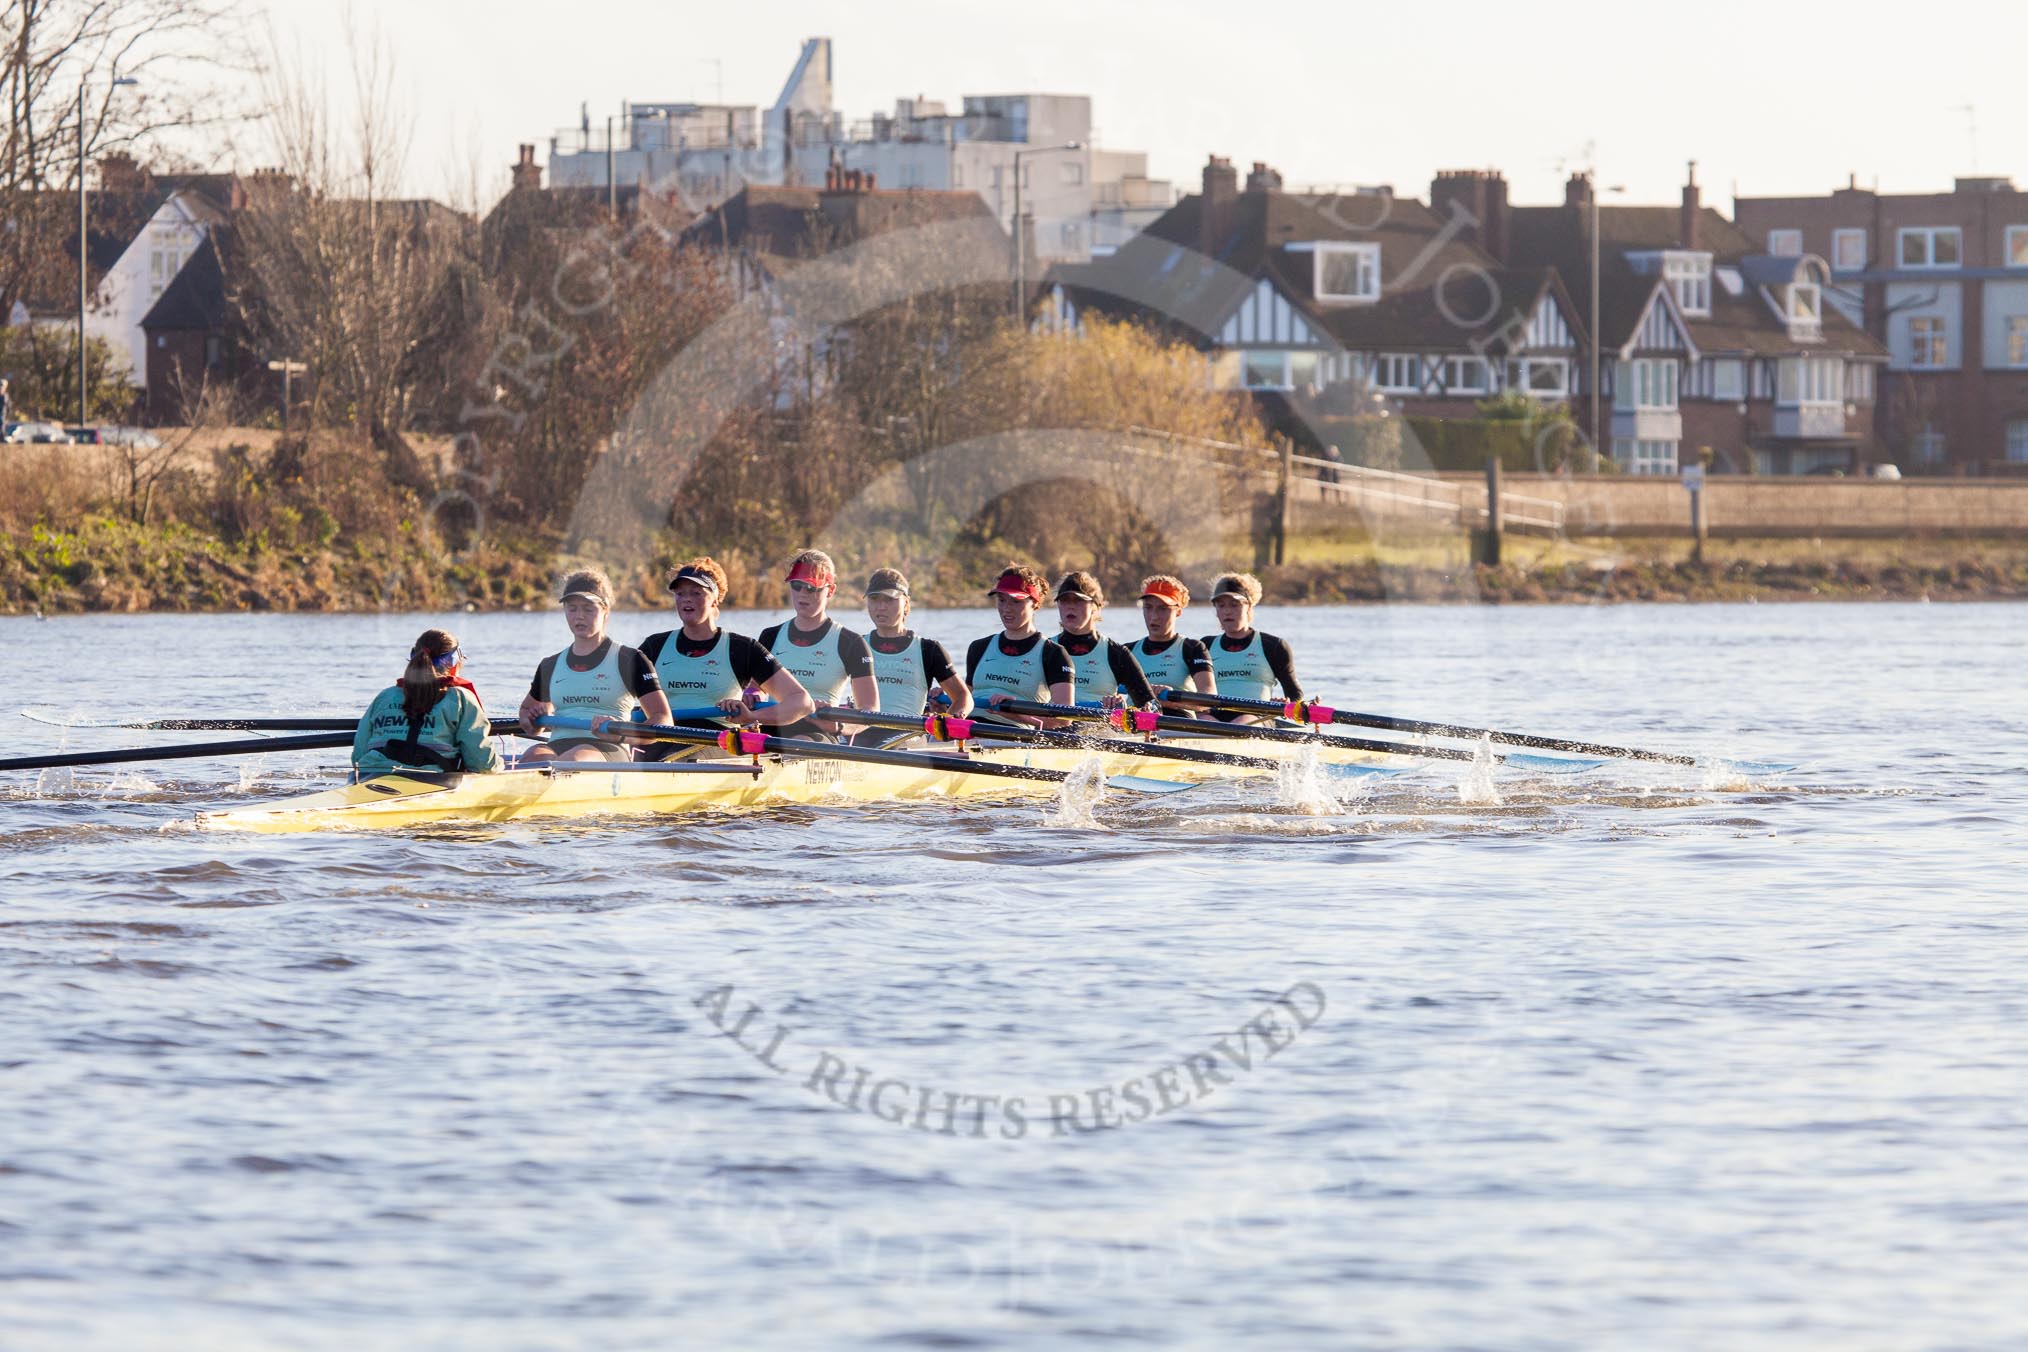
[[815, 707, 1296, 772], [1158, 691, 1695, 766], [992, 699, 1476, 764], [0, 731, 359, 773], [549, 718, 1082, 785]]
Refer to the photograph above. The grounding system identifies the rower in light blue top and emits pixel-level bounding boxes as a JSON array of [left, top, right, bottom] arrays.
[[1202, 571, 1302, 724], [517, 567, 675, 761], [1129, 574, 1216, 713]]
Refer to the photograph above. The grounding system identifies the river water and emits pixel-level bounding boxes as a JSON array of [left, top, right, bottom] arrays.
[[2, 601, 2024, 1350]]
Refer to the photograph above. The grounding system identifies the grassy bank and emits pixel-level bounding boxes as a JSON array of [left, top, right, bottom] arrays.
[[7, 518, 2028, 615], [0, 517, 560, 614]]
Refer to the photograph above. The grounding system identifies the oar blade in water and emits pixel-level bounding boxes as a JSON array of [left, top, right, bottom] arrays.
[[1101, 774, 1199, 795]]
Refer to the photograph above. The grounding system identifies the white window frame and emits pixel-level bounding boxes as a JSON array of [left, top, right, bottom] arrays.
[[1833, 228, 1867, 272], [2009, 316, 2028, 370], [1898, 226, 1963, 270], [1613, 437, 1679, 476], [1849, 363, 1875, 403], [2010, 226, 2028, 269], [1768, 229, 1803, 257], [1518, 356, 1568, 397], [1622, 357, 1679, 410], [1444, 355, 1491, 394], [1664, 252, 1712, 316], [1312, 242, 1381, 304], [1241, 351, 1292, 390], [1374, 352, 1425, 393], [1711, 359, 1744, 402], [1909, 316, 1949, 368], [1776, 356, 1844, 407], [2008, 420, 2028, 463], [1788, 282, 1823, 339]]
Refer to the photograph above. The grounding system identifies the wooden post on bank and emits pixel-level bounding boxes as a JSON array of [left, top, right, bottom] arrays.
[[1483, 454, 1504, 566]]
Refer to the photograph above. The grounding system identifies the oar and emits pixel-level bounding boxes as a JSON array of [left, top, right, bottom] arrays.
[[537, 716, 1195, 795], [0, 731, 362, 773], [22, 704, 765, 733], [991, 700, 1603, 774], [814, 706, 1391, 778], [1156, 690, 1786, 772]]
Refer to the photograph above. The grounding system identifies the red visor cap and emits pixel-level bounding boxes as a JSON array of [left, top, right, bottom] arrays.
[[986, 574, 1044, 603], [785, 559, 835, 588]]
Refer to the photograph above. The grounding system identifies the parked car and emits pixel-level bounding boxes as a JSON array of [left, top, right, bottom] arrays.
[[5, 421, 74, 444], [1869, 463, 1904, 481], [65, 425, 162, 450]]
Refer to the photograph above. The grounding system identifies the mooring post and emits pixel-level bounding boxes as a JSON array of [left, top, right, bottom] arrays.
[[1483, 454, 1504, 567], [1275, 436, 1293, 566]]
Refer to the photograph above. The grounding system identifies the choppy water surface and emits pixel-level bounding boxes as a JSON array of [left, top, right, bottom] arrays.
[[3, 602, 2025, 1350]]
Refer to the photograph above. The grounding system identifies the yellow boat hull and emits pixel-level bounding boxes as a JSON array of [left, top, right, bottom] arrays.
[[191, 735, 1398, 834]]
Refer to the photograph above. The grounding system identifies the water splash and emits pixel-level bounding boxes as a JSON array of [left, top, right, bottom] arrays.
[[99, 770, 157, 798], [1047, 757, 1108, 828], [1274, 741, 1349, 816], [1456, 736, 1503, 806], [34, 766, 76, 796]]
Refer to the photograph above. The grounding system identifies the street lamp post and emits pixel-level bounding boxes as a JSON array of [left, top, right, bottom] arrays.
[[1586, 175, 1624, 470], [1010, 141, 1082, 319], [78, 75, 137, 429]]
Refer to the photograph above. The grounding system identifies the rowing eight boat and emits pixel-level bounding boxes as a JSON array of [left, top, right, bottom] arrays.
[[191, 732, 1406, 833]]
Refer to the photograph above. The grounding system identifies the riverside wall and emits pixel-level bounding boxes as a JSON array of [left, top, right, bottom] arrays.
[[1287, 473, 2028, 538]]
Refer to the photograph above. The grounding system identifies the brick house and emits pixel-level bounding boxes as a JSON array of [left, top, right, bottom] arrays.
[[1735, 177, 2028, 473], [1046, 156, 1887, 476], [1504, 168, 1888, 476], [1042, 157, 1586, 456]]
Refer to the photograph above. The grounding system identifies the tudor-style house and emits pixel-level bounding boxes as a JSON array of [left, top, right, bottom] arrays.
[[1735, 176, 2028, 473], [1045, 157, 1889, 475], [1504, 168, 1888, 476], [1041, 157, 1586, 444]]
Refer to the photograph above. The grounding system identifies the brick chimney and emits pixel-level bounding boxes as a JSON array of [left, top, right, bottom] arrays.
[[1680, 160, 1700, 250], [1564, 171, 1593, 212], [1244, 161, 1282, 194], [1200, 154, 1238, 259], [510, 144, 541, 192], [1430, 169, 1509, 263], [99, 151, 142, 195]]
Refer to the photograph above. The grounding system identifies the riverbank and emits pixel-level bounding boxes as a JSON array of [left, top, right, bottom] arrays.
[[6, 519, 2027, 613]]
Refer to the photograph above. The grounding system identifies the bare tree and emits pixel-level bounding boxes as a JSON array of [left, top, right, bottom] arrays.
[[227, 17, 476, 485], [0, 0, 249, 315]]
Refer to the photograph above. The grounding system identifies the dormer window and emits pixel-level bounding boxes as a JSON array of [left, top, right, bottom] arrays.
[[1788, 282, 1823, 340], [1311, 242, 1380, 304], [1664, 253, 1712, 316]]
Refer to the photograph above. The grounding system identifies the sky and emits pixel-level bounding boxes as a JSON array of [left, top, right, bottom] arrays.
[[257, 0, 2026, 212]]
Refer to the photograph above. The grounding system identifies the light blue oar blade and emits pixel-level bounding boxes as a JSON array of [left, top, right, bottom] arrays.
[[1709, 758, 1797, 776], [1102, 774, 1199, 795], [1324, 762, 1418, 779], [1500, 753, 1609, 775]]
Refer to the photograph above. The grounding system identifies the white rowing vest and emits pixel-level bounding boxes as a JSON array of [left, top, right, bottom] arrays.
[[650, 630, 745, 726], [868, 632, 930, 716], [1209, 632, 1276, 703], [769, 621, 852, 706], [545, 643, 640, 723], [1059, 631, 1119, 704], [1130, 636, 1193, 694], [971, 636, 1053, 704]]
